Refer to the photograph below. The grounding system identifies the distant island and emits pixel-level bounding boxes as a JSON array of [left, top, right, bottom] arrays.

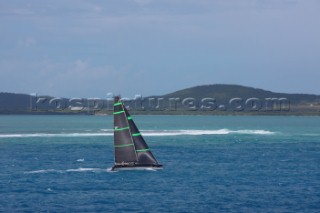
[[1, 84, 319, 115]]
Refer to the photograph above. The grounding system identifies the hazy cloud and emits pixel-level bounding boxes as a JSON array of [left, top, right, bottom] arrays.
[[17, 37, 37, 48], [0, 0, 320, 97]]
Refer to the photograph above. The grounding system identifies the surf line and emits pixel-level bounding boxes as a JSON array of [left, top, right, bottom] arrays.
[[1, 129, 275, 139]]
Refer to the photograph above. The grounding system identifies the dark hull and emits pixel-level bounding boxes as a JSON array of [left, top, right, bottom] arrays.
[[111, 164, 163, 171]]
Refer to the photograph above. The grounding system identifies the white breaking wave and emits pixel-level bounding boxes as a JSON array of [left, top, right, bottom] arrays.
[[24, 169, 57, 174], [25, 167, 159, 174], [141, 129, 275, 136], [0, 132, 112, 138], [65, 168, 104, 172], [0, 129, 275, 138], [24, 168, 107, 174]]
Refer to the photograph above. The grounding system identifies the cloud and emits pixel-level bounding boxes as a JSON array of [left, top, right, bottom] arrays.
[[12, 8, 34, 16], [17, 37, 37, 48], [1, 0, 320, 96], [11, 58, 146, 97], [133, 0, 153, 6]]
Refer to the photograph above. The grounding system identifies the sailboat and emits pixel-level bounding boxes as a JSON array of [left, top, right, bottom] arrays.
[[111, 96, 163, 171]]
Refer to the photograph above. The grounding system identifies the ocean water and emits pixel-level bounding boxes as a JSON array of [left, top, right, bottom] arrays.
[[0, 115, 319, 213]]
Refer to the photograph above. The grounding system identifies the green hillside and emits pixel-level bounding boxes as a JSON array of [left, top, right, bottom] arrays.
[[0, 92, 31, 113], [1, 85, 320, 115], [145, 84, 320, 114], [162, 84, 319, 103]]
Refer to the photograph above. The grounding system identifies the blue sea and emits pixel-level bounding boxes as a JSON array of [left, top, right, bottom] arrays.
[[0, 115, 319, 212]]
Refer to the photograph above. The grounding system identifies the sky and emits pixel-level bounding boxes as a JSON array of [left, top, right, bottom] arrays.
[[0, 0, 319, 98]]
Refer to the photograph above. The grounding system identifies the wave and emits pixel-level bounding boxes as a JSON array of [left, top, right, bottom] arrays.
[[24, 168, 107, 174], [140, 129, 275, 136], [0, 129, 275, 138], [98, 129, 275, 136], [0, 132, 112, 138], [25, 167, 159, 174]]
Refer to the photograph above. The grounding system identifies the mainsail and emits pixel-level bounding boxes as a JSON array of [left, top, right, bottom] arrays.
[[112, 96, 162, 170]]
